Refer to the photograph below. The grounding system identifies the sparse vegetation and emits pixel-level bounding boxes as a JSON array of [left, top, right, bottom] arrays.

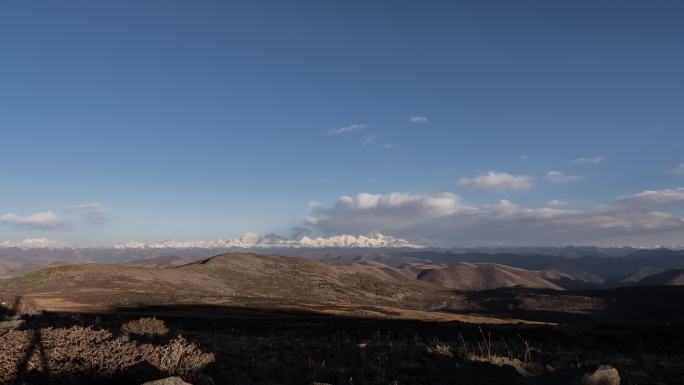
[[0, 324, 214, 384]]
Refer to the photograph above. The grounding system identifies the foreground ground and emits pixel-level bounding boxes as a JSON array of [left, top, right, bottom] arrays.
[[1, 295, 683, 385]]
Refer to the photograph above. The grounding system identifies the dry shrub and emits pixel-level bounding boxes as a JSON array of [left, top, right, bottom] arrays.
[[158, 336, 215, 374], [122, 317, 169, 337], [0, 326, 214, 383], [0, 296, 41, 316], [469, 355, 537, 377]]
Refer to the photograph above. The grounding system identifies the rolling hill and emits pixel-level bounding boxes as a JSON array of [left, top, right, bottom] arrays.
[[0, 253, 443, 313], [0, 253, 578, 315], [636, 268, 684, 286], [410, 262, 563, 291]]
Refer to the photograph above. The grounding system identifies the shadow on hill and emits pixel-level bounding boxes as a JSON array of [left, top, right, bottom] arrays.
[[455, 285, 684, 326]]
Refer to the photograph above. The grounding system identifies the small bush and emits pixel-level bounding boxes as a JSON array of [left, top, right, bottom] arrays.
[[122, 317, 170, 337], [158, 335, 215, 375], [0, 296, 41, 316]]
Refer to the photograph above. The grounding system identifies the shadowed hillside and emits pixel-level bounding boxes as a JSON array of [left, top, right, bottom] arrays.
[[636, 268, 684, 286]]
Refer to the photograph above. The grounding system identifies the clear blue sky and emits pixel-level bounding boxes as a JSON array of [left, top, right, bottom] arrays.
[[1, 1, 683, 246]]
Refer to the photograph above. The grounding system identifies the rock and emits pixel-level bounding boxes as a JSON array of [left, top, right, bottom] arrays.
[[0, 320, 25, 330], [141, 377, 193, 385], [581, 365, 620, 385]]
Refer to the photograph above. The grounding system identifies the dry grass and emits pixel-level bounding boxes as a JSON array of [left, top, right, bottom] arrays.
[[427, 339, 454, 358], [122, 317, 169, 337], [422, 327, 549, 378]]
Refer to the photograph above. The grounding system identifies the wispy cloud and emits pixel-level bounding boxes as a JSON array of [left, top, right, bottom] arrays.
[[458, 171, 534, 192], [1, 202, 112, 230], [545, 199, 568, 208], [362, 134, 376, 146], [572, 157, 605, 164], [673, 162, 684, 175], [382, 143, 396, 149], [65, 202, 111, 224], [546, 171, 583, 184], [409, 116, 428, 124], [328, 123, 367, 135]]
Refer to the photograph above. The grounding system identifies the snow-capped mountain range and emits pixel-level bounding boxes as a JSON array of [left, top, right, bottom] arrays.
[[0, 232, 422, 250]]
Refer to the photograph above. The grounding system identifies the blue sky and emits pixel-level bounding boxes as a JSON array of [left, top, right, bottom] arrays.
[[1, 0, 683, 246]]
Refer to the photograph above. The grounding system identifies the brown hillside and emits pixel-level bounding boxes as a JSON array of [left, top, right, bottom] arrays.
[[408, 262, 563, 291], [0, 253, 443, 313]]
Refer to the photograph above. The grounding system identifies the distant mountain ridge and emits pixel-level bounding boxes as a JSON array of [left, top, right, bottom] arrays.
[[2, 245, 684, 289]]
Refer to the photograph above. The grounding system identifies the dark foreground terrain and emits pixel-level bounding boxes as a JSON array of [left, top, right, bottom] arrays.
[[1, 293, 684, 385]]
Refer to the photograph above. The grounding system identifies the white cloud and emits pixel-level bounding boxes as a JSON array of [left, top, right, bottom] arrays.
[[0, 211, 65, 229], [333, 192, 470, 214], [546, 171, 583, 184], [409, 116, 428, 124], [673, 162, 684, 175], [520, 154, 529, 160], [546, 199, 568, 208], [306, 188, 684, 246], [572, 157, 605, 164], [382, 143, 396, 149], [328, 123, 367, 135], [614, 188, 684, 207], [458, 171, 534, 192], [307, 192, 474, 232]]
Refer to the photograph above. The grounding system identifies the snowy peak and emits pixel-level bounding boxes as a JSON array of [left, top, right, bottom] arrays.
[[0, 238, 74, 249], [115, 232, 422, 249]]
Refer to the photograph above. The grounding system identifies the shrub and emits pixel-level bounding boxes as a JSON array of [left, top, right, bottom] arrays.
[[158, 335, 215, 375], [122, 317, 169, 337]]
